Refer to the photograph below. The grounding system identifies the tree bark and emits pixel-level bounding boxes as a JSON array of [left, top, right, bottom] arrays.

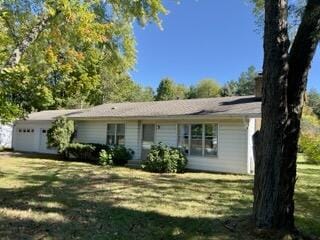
[[2, 13, 54, 69], [254, 0, 320, 231], [253, 0, 290, 229], [277, 0, 320, 229]]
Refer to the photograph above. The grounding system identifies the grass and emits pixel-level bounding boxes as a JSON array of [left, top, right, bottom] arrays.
[[0, 153, 319, 239]]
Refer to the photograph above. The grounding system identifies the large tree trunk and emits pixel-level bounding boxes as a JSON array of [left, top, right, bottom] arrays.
[[277, 0, 320, 229], [254, 0, 320, 231], [2, 13, 53, 69], [253, 0, 290, 229]]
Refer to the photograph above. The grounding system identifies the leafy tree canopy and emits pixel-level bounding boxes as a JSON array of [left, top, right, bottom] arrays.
[[221, 66, 258, 96], [155, 77, 188, 101], [190, 79, 221, 98], [250, 0, 308, 38], [0, 0, 166, 122], [307, 89, 320, 118]]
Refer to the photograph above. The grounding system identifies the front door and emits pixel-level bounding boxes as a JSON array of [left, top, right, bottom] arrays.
[[141, 124, 155, 160]]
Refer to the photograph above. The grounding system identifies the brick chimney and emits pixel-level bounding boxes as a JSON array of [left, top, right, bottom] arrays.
[[254, 73, 263, 99]]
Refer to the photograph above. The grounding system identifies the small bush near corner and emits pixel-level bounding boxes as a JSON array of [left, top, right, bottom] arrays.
[[99, 149, 113, 166], [141, 142, 188, 173]]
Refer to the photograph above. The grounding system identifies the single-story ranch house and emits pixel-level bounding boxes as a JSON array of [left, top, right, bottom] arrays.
[[12, 95, 261, 174]]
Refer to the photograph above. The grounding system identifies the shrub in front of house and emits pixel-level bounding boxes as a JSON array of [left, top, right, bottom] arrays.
[[141, 143, 188, 173], [64, 143, 96, 162], [86, 143, 111, 159], [112, 145, 134, 166], [98, 145, 134, 166], [47, 117, 75, 158], [65, 142, 133, 166], [99, 149, 113, 166]]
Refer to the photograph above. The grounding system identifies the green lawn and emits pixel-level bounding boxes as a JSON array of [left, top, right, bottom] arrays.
[[0, 153, 319, 239]]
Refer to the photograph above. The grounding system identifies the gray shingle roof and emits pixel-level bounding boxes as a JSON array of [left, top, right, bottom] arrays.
[[68, 96, 261, 119], [25, 109, 83, 121]]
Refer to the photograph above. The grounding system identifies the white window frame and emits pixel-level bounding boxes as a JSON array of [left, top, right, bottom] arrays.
[[177, 123, 219, 158], [106, 123, 126, 146]]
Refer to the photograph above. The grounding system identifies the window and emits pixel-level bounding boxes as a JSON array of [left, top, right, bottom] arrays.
[[178, 124, 218, 157], [177, 124, 189, 154], [106, 124, 125, 145], [116, 124, 125, 145], [204, 124, 218, 156], [191, 124, 203, 156]]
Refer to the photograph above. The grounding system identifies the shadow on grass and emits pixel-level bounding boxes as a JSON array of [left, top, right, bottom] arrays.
[[0, 158, 256, 240], [1, 155, 318, 239]]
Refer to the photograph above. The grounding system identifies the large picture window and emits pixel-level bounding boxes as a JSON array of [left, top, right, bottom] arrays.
[[178, 124, 218, 157], [106, 124, 125, 145]]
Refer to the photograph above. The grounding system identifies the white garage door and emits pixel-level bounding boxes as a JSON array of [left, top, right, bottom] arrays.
[[38, 128, 56, 154], [14, 127, 36, 152]]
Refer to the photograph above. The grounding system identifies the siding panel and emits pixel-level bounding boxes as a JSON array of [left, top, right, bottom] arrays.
[[156, 124, 177, 146], [186, 121, 248, 174], [125, 122, 141, 160], [76, 121, 107, 144]]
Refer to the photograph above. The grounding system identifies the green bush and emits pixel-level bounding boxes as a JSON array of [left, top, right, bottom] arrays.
[[65, 142, 133, 166], [64, 143, 95, 162], [86, 143, 111, 159], [141, 143, 188, 173], [112, 145, 134, 166], [299, 134, 320, 164], [47, 117, 74, 157], [98, 150, 113, 166]]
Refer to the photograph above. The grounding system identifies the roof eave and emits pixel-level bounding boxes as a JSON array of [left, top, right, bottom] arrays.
[[67, 113, 261, 121]]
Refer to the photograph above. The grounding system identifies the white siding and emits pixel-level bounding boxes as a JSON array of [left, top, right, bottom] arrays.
[[156, 124, 177, 146], [125, 121, 141, 160], [76, 121, 107, 144], [12, 118, 253, 174], [13, 121, 56, 154], [247, 118, 256, 174], [186, 122, 249, 174], [75, 120, 141, 160]]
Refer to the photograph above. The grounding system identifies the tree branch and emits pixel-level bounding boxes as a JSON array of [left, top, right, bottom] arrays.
[[2, 11, 59, 70], [287, 0, 320, 109]]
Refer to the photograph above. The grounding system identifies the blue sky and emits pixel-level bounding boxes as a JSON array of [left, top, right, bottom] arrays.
[[131, 0, 319, 91]]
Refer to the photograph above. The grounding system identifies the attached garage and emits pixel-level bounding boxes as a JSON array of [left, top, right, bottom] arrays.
[[13, 110, 81, 154], [12, 96, 261, 174]]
